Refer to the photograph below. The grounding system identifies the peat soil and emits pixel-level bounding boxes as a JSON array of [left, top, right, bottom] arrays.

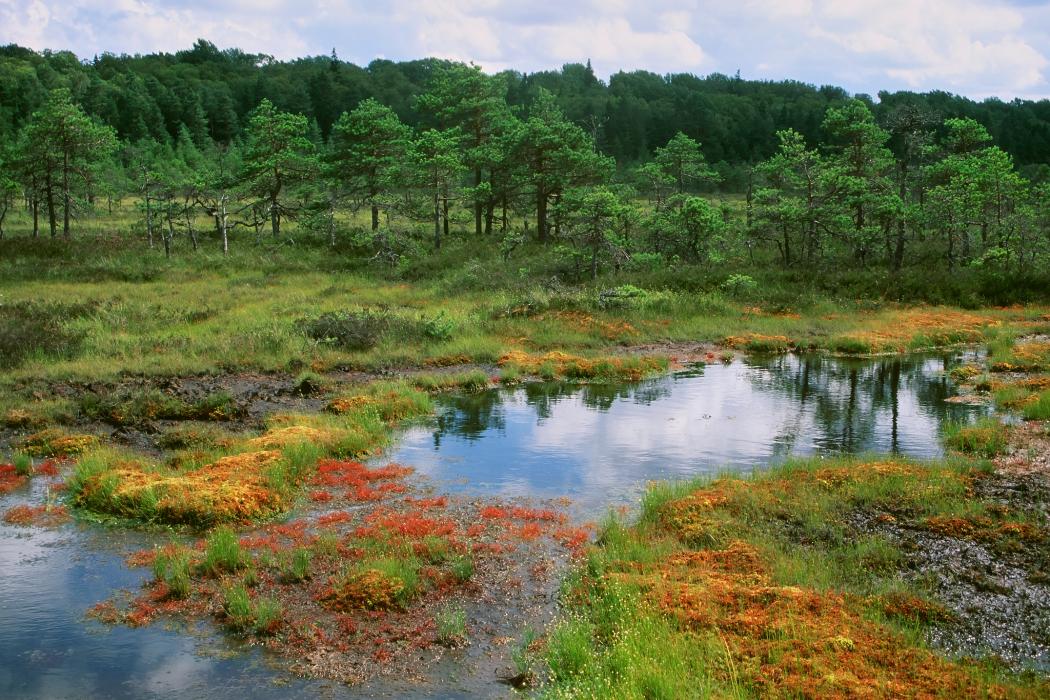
[[848, 466, 1050, 671]]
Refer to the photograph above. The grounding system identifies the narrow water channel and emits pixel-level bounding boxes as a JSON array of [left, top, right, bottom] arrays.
[[0, 352, 986, 699]]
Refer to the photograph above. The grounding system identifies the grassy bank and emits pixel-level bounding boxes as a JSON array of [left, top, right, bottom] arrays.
[[2, 238, 1048, 388], [65, 381, 432, 526], [540, 455, 1048, 698]]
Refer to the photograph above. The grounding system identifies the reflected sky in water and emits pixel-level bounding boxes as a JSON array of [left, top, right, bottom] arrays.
[[388, 353, 987, 514], [0, 352, 985, 698]]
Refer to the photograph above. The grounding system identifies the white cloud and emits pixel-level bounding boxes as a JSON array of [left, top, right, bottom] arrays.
[[0, 0, 1046, 98]]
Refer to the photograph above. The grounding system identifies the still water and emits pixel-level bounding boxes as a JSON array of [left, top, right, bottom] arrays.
[[0, 353, 986, 699], [391, 352, 987, 514]]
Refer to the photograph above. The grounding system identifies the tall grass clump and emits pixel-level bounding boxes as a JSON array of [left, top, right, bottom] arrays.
[[942, 417, 1009, 457], [200, 527, 245, 576], [152, 548, 191, 599], [1022, 390, 1050, 421]]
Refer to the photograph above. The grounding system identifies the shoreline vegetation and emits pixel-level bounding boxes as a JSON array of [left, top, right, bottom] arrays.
[[1, 252, 1048, 694]]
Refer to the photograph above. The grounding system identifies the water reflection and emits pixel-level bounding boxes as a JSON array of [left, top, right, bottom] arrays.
[[0, 352, 986, 699], [389, 353, 986, 514]]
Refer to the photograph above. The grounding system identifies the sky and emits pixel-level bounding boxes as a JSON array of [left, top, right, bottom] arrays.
[[3, 0, 1050, 100]]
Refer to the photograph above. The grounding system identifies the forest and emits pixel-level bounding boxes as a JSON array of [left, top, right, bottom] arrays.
[[0, 40, 1049, 303]]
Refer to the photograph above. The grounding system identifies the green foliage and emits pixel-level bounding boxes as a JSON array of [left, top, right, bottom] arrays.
[[152, 549, 192, 599], [201, 527, 246, 576], [0, 301, 85, 369], [12, 453, 33, 477], [1023, 391, 1050, 421], [721, 274, 759, 297], [298, 310, 390, 350], [422, 311, 456, 341], [943, 418, 1009, 458], [434, 605, 468, 646]]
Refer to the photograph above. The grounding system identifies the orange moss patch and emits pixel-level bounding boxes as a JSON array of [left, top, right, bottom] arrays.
[[879, 592, 954, 624], [497, 350, 664, 381], [613, 538, 1023, 698], [923, 515, 1044, 542], [19, 429, 99, 457], [535, 311, 640, 341], [74, 450, 287, 524], [0, 464, 27, 494], [3, 504, 70, 526], [248, 425, 332, 448], [321, 569, 407, 611], [991, 342, 1050, 373], [326, 396, 376, 414], [3, 408, 41, 428]]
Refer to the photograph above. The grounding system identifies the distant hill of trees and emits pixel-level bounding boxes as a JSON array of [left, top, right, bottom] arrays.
[[2, 39, 1050, 182]]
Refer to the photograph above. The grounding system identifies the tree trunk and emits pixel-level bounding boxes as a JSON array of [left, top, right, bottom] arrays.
[[893, 163, 907, 270], [371, 204, 379, 231], [590, 244, 598, 280], [31, 197, 39, 238], [45, 173, 57, 238], [474, 167, 482, 237], [536, 189, 548, 243], [442, 196, 449, 240], [185, 203, 198, 251], [145, 192, 154, 248], [433, 191, 441, 251], [62, 151, 71, 238], [484, 199, 494, 236], [219, 195, 229, 256], [270, 193, 280, 238], [164, 207, 173, 259]]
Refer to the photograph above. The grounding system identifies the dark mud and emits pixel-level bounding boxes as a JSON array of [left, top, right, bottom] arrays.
[[850, 471, 1050, 671]]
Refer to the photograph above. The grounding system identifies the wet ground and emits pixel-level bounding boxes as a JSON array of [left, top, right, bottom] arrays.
[[3, 350, 1038, 699]]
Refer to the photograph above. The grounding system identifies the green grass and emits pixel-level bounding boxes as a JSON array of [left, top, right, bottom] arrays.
[[543, 456, 1047, 698], [280, 548, 312, 583], [152, 548, 192, 599], [1023, 390, 1050, 420], [942, 417, 1009, 457], [220, 583, 283, 634], [1, 235, 1046, 390], [435, 605, 468, 647], [200, 527, 245, 575], [12, 453, 33, 477]]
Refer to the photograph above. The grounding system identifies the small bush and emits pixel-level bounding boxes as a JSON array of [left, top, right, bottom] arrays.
[[298, 310, 390, 350], [293, 371, 327, 396], [0, 301, 86, 369], [422, 311, 456, 342], [721, 273, 759, 298]]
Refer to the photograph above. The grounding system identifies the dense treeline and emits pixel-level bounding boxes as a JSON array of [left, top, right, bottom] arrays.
[[1, 40, 1049, 295], [4, 40, 1050, 176]]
